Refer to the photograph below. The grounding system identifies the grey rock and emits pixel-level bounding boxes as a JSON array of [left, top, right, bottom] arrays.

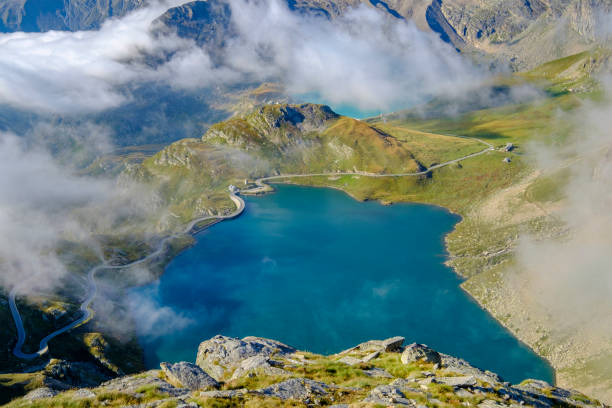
[[441, 354, 502, 384], [362, 350, 381, 362], [511, 380, 595, 408], [338, 356, 362, 366], [196, 335, 295, 381], [230, 355, 290, 380], [100, 370, 187, 397], [41, 377, 71, 391], [0, 0, 145, 32], [390, 378, 421, 393], [479, 399, 508, 408], [152, 0, 235, 62], [24, 387, 58, 400], [45, 359, 110, 387], [513, 379, 552, 393], [434, 375, 478, 388], [341, 336, 405, 354], [456, 389, 475, 398], [381, 336, 406, 352], [198, 389, 248, 398], [363, 367, 393, 378], [364, 384, 417, 406], [258, 378, 329, 402], [160, 361, 219, 391], [175, 403, 199, 408], [72, 389, 96, 398], [401, 343, 442, 365]]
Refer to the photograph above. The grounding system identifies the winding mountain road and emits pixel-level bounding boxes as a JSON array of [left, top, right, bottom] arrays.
[[244, 136, 494, 193], [9, 135, 493, 360], [9, 193, 244, 360]]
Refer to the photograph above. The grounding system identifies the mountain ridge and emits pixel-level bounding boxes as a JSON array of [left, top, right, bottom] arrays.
[[5, 334, 607, 408]]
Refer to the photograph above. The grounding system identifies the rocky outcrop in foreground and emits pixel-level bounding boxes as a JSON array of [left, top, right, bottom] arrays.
[[10, 335, 607, 408]]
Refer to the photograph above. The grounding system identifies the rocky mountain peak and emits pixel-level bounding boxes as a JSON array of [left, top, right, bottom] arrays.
[[17, 334, 607, 407]]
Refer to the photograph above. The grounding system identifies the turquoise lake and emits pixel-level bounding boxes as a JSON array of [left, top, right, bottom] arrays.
[[136, 184, 553, 384]]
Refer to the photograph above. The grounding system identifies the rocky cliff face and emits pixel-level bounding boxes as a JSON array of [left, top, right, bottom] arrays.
[[151, 0, 610, 71], [4, 0, 608, 71], [0, 0, 145, 32], [426, 0, 612, 69], [151, 0, 235, 60], [10, 334, 606, 407]]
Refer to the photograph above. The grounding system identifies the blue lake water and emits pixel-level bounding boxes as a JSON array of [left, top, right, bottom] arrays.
[[135, 184, 553, 384], [292, 93, 400, 119]]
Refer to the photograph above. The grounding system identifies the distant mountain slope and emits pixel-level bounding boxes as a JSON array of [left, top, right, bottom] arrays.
[[153, 0, 610, 71], [0, 0, 145, 32], [2, 0, 609, 71], [427, 0, 612, 70], [136, 102, 484, 221]]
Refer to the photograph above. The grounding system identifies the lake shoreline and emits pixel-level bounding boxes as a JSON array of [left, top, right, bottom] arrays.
[[138, 184, 554, 384]]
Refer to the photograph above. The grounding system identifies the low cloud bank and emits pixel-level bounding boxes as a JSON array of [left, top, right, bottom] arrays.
[[0, 0, 486, 115], [127, 283, 195, 338], [0, 0, 493, 292], [0, 129, 160, 295], [515, 78, 612, 336]]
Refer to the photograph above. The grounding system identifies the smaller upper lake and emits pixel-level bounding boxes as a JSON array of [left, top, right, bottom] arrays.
[[135, 185, 553, 384]]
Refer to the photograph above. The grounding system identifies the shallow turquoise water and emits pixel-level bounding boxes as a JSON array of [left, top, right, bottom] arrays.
[[135, 185, 553, 384], [292, 92, 399, 118]]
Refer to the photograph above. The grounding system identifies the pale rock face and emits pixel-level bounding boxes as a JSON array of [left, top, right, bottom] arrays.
[[195, 335, 296, 380], [341, 335, 406, 354], [72, 389, 96, 399], [364, 384, 419, 406], [400, 343, 442, 364], [229, 355, 291, 380], [440, 353, 502, 384], [99, 370, 188, 397], [160, 361, 219, 391], [24, 387, 58, 401], [434, 375, 478, 388], [257, 378, 330, 402], [0, 0, 145, 32]]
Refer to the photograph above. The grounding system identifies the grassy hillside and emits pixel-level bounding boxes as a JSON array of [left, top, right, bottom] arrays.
[[137, 103, 486, 223]]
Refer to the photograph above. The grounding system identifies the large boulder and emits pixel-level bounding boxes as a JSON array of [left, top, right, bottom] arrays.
[[160, 362, 219, 391], [401, 343, 442, 365], [196, 335, 296, 381]]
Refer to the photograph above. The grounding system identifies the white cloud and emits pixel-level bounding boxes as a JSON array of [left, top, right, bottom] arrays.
[[0, 0, 486, 115], [127, 283, 194, 337], [0, 131, 161, 294], [515, 77, 612, 336]]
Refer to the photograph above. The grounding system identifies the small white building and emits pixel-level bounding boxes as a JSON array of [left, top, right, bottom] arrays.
[[229, 184, 239, 193], [503, 157, 512, 163], [504, 143, 514, 152]]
